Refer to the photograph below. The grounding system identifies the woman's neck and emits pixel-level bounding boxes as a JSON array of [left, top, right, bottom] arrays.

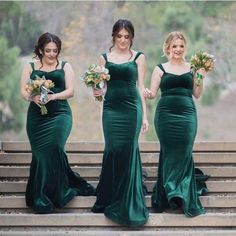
[[169, 59, 185, 66], [112, 47, 131, 55], [41, 59, 57, 68]]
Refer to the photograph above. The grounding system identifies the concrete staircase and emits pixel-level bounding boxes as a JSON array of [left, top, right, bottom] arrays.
[[0, 141, 236, 235]]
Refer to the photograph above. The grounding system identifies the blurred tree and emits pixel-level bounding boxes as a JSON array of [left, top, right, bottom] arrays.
[[201, 84, 221, 106], [118, 1, 234, 140], [206, 3, 236, 89], [0, 2, 42, 55], [1, 1, 234, 141], [22, 1, 76, 35], [0, 36, 24, 133]]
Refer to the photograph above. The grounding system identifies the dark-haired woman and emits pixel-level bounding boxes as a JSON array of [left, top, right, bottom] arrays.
[[91, 19, 149, 226], [20, 32, 95, 213]]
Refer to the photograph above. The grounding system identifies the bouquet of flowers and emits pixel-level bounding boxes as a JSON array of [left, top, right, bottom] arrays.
[[190, 51, 215, 86], [80, 64, 110, 101], [25, 75, 55, 115]]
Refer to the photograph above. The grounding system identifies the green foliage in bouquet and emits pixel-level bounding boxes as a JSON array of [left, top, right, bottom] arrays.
[[191, 51, 215, 86], [81, 64, 110, 101], [26, 75, 54, 115]]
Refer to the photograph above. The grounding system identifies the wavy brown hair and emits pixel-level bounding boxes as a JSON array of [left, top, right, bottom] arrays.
[[33, 32, 61, 69]]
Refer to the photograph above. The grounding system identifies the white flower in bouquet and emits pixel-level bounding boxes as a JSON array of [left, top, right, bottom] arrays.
[[81, 64, 110, 101]]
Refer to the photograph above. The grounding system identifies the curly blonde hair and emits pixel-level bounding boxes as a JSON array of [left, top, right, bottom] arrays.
[[163, 31, 187, 59]]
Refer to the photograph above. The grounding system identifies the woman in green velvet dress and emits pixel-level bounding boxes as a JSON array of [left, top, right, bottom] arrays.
[[20, 32, 95, 213], [92, 19, 149, 226], [144, 31, 208, 217]]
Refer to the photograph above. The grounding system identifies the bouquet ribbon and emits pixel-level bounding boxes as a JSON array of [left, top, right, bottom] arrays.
[[196, 72, 204, 86]]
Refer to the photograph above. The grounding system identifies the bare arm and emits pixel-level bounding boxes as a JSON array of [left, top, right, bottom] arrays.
[[21, 64, 42, 105], [93, 55, 107, 97], [99, 55, 106, 67], [20, 64, 32, 101], [144, 66, 162, 99], [192, 68, 207, 99], [49, 62, 75, 101], [136, 53, 149, 132]]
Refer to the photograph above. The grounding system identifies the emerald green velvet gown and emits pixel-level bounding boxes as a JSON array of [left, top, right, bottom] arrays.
[[152, 64, 208, 217], [25, 61, 95, 213], [92, 52, 149, 226]]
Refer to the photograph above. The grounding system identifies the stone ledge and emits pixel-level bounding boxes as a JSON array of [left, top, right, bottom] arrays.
[[0, 180, 235, 193], [1, 166, 236, 178], [0, 213, 236, 227], [1, 230, 236, 236], [1, 152, 236, 165], [0, 195, 236, 209], [2, 141, 236, 152]]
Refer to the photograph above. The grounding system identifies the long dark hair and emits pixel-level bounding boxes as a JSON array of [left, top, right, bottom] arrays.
[[33, 32, 62, 68], [109, 19, 134, 58]]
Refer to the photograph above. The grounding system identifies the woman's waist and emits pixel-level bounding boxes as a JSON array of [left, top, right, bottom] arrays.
[[107, 82, 137, 91], [28, 100, 71, 114], [157, 96, 196, 112], [104, 95, 141, 106], [104, 92, 141, 108], [161, 87, 192, 97], [105, 88, 139, 99]]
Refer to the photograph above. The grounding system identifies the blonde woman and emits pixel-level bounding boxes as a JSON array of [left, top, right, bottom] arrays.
[[144, 31, 209, 217]]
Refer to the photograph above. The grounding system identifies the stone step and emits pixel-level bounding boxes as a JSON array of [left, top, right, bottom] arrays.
[[0, 180, 235, 193], [2, 141, 236, 153], [1, 166, 236, 178], [1, 195, 236, 209], [0, 213, 236, 227], [0, 141, 236, 235], [1, 230, 236, 236], [1, 152, 236, 165]]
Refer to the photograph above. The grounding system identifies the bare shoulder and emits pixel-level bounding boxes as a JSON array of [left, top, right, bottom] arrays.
[[134, 51, 146, 63], [24, 63, 32, 70], [138, 53, 146, 60], [162, 62, 168, 66], [161, 62, 169, 68], [133, 50, 145, 57], [155, 65, 164, 77], [99, 55, 106, 66], [185, 62, 191, 66], [22, 63, 32, 74], [63, 62, 73, 70], [185, 62, 191, 69]]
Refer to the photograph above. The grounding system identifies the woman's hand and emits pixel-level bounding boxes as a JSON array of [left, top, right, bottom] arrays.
[[93, 88, 104, 98], [29, 93, 56, 105], [30, 95, 42, 107], [193, 68, 206, 99], [47, 93, 56, 102], [197, 68, 207, 78], [142, 118, 149, 133], [143, 88, 153, 99]]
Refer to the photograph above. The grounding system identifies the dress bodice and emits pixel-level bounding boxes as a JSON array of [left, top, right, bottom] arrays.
[[28, 61, 69, 115], [30, 61, 67, 94], [158, 64, 194, 97], [102, 52, 142, 101]]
